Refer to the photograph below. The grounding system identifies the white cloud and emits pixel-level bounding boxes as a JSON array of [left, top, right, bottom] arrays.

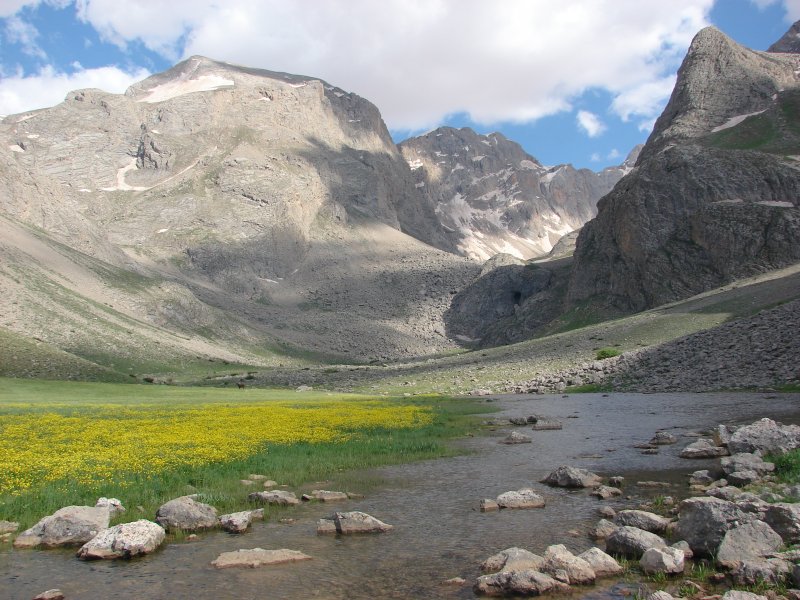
[[607, 148, 621, 160], [590, 152, 601, 162], [576, 110, 606, 137], [749, 0, 800, 20], [0, 0, 69, 18], [0, 64, 149, 115], [2, 0, 714, 130], [611, 75, 678, 130], [5, 15, 46, 58]]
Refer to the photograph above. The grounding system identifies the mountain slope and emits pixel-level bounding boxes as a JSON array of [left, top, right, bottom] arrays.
[[0, 56, 477, 366], [399, 127, 638, 260], [568, 25, 800, 313]]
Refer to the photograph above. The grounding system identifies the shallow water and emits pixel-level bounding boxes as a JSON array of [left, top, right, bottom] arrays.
[[3, 392, 800, 600]]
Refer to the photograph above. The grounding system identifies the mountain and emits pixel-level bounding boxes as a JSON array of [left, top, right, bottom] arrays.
[[399, 127, 639, 261], [768, 20, 800, 53], [567, 25, 800, 313], [0, 56, 478, 369]]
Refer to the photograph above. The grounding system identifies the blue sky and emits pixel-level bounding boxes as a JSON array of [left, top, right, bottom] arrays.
[[1, 0, 798, 170]]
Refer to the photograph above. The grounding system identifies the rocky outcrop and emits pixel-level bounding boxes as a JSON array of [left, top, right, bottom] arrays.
[[399, 127, 636, 262], [14, 506, 110, 548], [768, 20, 800, 53], [76, 520, 166, 560], [568, 26, 800, 314]]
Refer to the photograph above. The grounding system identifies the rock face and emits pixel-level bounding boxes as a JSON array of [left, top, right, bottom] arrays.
[[568, 25, 800, 314], [155, 496, 218, 531], [0, 55, 479, 367], [76, 520, 166, 560], [13, 506, 110, 548], [768, 20, 800, 53], [399, 127, 636, 262]]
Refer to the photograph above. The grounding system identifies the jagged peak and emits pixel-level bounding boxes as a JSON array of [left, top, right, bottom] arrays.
[[768, 20, 800, 53]]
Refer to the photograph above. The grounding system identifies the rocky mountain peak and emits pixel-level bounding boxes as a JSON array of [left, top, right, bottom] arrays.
[[768, 20, 800, 53], [399, 126, 631, 261], [641, 26, 800, 161]]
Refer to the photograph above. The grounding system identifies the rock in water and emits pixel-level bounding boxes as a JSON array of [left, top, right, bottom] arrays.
[[481, 547, 544, 573], [541, 466, 602, 488], [77, 520, 166, 560], [474, 570, 570, 597], [317, 511, 393, 534], [728, 418, 800, 456], [500, 431, 532, 444], [540, 544, 596, 585], [248, 490, 300, 506], [496, 489, 546, 509], [155, 496, 218, 531], [679, 438, 729, 458], [605, 526, 667, 559], [577, 548, 623, 577], [211, 548, 312, 568], [14, 506, 110, 548]]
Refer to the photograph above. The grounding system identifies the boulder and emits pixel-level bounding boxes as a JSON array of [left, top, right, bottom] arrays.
[[577, 547, 623, 577], [680, 438, 729, 458], [727, 470, 762, 487], [302, 490, 349, 502], [474, 570, 570, 597], [95, 497, 125, 517], [496, 488, 545, 509], [541, 466, 602, 488], [706, 486, 743, 501], [541, 544, 596, 585], [764, 503, 800, 543], [76, 520, 165, 560], [614, 510, 670, 534], [531, 419, 563, 431], [605, 526, 666, 558], [0, 521, 19, 535], [730, 558, 792, 586], [675, 497, 752, 557], [14, 506, 110, 548], [248, 490, 300, 506], [598, 506, 616, 519], [589, 519, 618, 540], [722, 592, 768, 600], [650, 431, 678, 445], [716, 521, 783, 569], [211, 548, 312, 568], [500, 431, 532, 444], [480, 499, 499, 512], [317, 511, 393, 534], [728, 418, 800, 456], [721, 453, 775, 476], [155, 496, 218, 531], [481, 547, 544, 573], [671, 540, 693, 559], [689, 470, 715, 485], [647, 592, 675, 600], [219, 511, 259, 533], [640, 546, 685, 574], [591, 486, 622, 500], [32, 591, 65, 600]]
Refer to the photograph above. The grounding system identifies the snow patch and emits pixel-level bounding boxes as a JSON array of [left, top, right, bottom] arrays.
[[288, 82, 307, 88], [157, 228, 170, 233], [711, 110, 767, 133], [415, 182, 425, 188], [150, 129, 160, 134], [8, 144, 24, 153], [334, 91, 344, 97], [100, 158, 151, 192], [713, 199, 744, 204], [472, 155, 485, 162], [407, 158, 423, 171], [79, 188, 92, 193], [26, 134, 39, 139], [519, 160, 540, 171], [138, 75, 234, 103]]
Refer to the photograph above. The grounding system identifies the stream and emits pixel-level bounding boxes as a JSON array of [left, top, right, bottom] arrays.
[[3, 392, 800, 599]]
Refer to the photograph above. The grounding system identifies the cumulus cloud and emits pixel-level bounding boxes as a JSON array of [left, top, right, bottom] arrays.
[[2, 0, 714, 130], [576, 110, 606, 137], [4, 14, 45, 58], [749, 0, 800, 20], [0, 63, 149, 115]]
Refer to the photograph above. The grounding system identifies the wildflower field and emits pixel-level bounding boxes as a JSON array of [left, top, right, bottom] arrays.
[[0, 378, 489, 526]]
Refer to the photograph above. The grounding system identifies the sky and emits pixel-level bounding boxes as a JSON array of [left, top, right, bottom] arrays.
[[1, 1, 798, 170]]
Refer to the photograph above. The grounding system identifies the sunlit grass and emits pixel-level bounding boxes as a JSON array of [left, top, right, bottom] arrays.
[[0, 378, 492, 527]]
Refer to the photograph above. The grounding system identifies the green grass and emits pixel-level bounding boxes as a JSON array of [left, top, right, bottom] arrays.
[[595, 347, 622, 360], [0, 378, 493, 529], [770, 449, 800, 484]]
